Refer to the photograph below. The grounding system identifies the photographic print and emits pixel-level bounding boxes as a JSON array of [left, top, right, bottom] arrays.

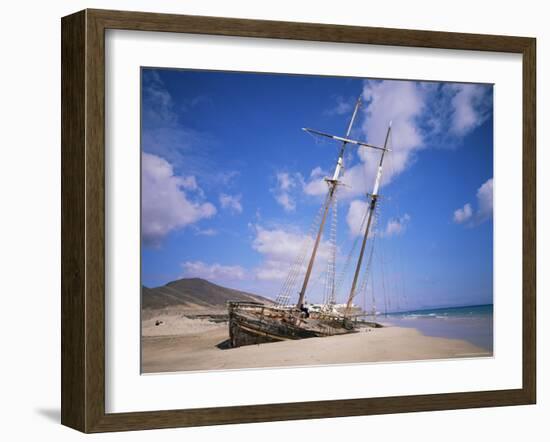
[[140, 68, 494, 374]]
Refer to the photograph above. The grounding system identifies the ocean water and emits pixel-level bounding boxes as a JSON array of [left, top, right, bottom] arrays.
[[379, 304, 493, 353]]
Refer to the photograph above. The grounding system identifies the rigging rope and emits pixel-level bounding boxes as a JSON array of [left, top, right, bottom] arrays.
[[358, 233, 377, 314], [334, 200, 369, 298], [356, 209, 379, 300], [323, 185, 338, 307], [385, 133, 409, 313], [275, 195, 324, 306], [379, 232, 389, 316], [275, 186, 333, 307], [276, 135, 344, 308]]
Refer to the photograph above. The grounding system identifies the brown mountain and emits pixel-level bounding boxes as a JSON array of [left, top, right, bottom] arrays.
[[142, 278, 273, 310]]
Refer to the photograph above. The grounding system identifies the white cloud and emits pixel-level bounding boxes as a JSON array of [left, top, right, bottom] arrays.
[[252, 226, 306, 263], [339, 80, 426, 199], [302, 80, 492, 202], [142, 152, 216, 246], [142, 70, 176, 126], [384, 214, 411, 237], [476, 178, 493, 221], [180, 175, 198, 190], [142, 71, 239, 189], [275, 193, 296, 212], [303, 167, 328, 197], [272, 172, 304, 211], [253, 263, 284, 281], [181, 261, 245, 282], [251, 225, 330, 281], [325, 95, 354, 116], [346, 200, 410, 238], [346, 200, 368, 237], [453, 203, 473, 224], [453, 178, 493, 225], [194, 227, 218, 236], [449, 84, 492, 136], [277, 172, 294, 191], [219, 193, 243, 214]]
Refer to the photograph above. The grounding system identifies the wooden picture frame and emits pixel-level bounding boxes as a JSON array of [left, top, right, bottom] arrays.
[[61, 8, 536, 433]]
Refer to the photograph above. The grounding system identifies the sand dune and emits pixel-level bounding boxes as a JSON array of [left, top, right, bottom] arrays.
[[141, 316, 491, 373]]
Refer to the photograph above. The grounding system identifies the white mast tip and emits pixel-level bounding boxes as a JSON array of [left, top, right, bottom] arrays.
[[389, 120, 393, 128]]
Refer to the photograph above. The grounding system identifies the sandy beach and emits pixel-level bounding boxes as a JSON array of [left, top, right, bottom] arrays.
[[141, 309, 491, 373]]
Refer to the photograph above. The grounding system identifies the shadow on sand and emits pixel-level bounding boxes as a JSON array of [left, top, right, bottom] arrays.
[[216, 339, 232, 350]]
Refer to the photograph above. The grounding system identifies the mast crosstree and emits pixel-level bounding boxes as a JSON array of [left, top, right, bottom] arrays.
[[296, 95, 392, 310]]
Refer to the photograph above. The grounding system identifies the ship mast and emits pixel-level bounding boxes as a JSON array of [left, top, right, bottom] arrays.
[[297, 97, 391, 309], [295, 97, 361, 308], [345, 123, 392, 314]]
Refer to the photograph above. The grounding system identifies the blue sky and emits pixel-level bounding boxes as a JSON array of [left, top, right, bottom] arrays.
[[141, 68, 493, 312]]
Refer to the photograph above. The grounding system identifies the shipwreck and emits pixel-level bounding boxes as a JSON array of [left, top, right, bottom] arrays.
[[228, 95, 392, 348]]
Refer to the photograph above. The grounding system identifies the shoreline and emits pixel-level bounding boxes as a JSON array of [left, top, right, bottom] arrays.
[[379, 315, 494, 353], [142, 313, 492, 374]]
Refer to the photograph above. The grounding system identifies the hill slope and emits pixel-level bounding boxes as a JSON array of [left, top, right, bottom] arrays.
[[142, 278, 273, 310]]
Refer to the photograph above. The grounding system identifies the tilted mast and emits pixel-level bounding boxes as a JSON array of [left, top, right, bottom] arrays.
[[345, 123, 392, 313], [297, 97, 391, 309], [295, 97, 361, 308]]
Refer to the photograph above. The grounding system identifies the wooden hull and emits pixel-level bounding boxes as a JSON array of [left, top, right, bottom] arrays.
[[227, 301, 356, 348]]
